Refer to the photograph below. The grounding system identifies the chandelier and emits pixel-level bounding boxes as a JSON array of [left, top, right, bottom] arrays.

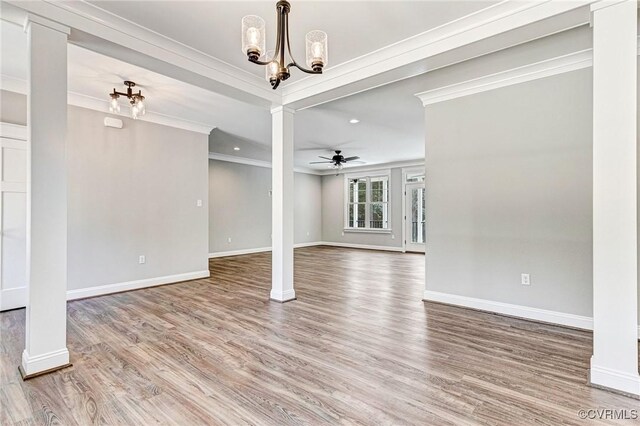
[[242, 0, 328, 89], [108, 81, 146, 119]]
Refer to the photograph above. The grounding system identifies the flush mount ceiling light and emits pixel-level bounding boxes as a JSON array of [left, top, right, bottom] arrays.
[[349, 118, 360, 124], [108, 81, 147, 120], [234, 146, 241, 151], [242, 1, 328, 89]]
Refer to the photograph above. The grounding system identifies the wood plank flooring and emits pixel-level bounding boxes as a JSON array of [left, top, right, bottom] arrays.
[[1, 246, 639, 425]]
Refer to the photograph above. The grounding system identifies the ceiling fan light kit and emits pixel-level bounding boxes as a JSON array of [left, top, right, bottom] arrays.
[[242, 0, 328, 89], [108, 80, 147, 119]]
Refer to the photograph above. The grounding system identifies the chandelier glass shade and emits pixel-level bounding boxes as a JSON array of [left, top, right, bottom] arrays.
[[108, 81, 147, 119], [242, 0, 328, 89]]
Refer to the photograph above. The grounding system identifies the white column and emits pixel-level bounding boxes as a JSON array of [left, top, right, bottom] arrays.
[[270, 106, 296, 302], [20, 15, 71, 378], [590, 0, 639, 397]]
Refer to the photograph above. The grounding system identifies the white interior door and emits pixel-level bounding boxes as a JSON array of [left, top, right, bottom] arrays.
[[1, 123, 28, 311], [404, 183, 425, 253]]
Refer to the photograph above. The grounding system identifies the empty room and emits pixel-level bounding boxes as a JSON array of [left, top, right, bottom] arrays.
[[1, 0, 639, 424]]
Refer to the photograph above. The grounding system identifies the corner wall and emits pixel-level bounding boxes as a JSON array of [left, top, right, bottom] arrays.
[[208, 159, 322, 255], [425, 68, 595, 318], [0, 90, 210, 301]]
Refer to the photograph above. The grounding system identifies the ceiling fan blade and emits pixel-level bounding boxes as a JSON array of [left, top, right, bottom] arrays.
[[344, 156, 360, 161], [318, 156, 333, 160], [348, 160, 366, 164], [309, 161, 333, 164]]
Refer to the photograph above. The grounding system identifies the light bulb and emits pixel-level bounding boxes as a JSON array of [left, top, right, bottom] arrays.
[[246, 27, 260, 49], [311, 41, 324, 60], [109, 96, 120, 113], [267, 60, 279, 79], [137, 99, 145, 115], [131, 104, 139, 119]]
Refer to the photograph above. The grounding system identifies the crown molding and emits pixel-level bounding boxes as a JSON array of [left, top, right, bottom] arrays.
[[208, 153, 321, 175], [281, 0, 596, 107], [67, 92, 215, 135], [0, 76, 214, 135], [416, 49, 593, 106], [416, 34, 640, 106]]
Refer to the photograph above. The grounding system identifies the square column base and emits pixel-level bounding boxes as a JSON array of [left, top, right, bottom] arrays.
[[20, 348, 71, 379], [590, 358, 640, 398], [270, 289, 296, 303]]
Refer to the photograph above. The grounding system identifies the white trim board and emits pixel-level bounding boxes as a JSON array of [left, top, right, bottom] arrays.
[[66, 270, 210, 301], [416, 35, 640, 106], [208, 241, 403, 258], [0, 122, 27, 140], [416, 49, 593, 106], [319, 242, 403, 253], [423, 290, 640, 339]]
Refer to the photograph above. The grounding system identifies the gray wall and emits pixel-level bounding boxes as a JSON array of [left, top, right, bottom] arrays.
[[208, 159, 322, 254], [67, 106, 209, 290], [0, 91, 209, 290], [424, 69, 594, 317], [321, 167, 403, 248]]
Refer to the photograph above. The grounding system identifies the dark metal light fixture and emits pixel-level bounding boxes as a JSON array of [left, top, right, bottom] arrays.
[[242, 0, 328, 89], [108, 81, 146, 119]]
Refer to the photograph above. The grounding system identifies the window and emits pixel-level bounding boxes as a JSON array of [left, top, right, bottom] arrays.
[[345, 172, 390, 231]]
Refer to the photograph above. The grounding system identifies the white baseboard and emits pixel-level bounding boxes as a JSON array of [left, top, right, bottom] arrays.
[[1, 287, 27, 311], [423, 290, 640, 338], [320, 241, 404, 252], [294, 241, 324, 248], [590, 361, 640, 397], [423, 290, 592, 329], [66, 270, 210, 301], [208, 241, 403, 258], [21, 348, 70, 376], [208, 242, 324, 258], [209, 246, 272, 258]]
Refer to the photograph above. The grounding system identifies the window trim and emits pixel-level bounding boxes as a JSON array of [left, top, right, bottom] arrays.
[[343, 169, 392, 233]]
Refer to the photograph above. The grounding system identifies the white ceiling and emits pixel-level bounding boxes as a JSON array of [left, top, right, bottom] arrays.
[[2, 1, 586, 171], [85, 1, 497, 81]]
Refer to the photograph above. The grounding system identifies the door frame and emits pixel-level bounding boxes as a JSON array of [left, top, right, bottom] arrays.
[[401, 167, 425, 253], [0, 122, 28, 311]]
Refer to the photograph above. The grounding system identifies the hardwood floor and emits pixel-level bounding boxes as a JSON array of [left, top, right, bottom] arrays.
[[1, 246, 639, 425]]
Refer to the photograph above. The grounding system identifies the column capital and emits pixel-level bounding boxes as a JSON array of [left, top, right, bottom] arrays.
[[24, 14, 70, 36], [270, 105, 296, 115]]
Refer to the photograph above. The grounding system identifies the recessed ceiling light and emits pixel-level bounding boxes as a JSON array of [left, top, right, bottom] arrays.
[[234, 147, 240, 151], [349, 118, 359, 124]]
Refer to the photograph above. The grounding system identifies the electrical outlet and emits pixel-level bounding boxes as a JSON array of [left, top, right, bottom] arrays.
[[521, 273, 530, 286], [196, 199, 202, 207], [391, 234, 395, 239], [341, 231, 345, 237], [306, 231, 310, 236], [227, 237, 232, 243], [139, 255, 146, 264]]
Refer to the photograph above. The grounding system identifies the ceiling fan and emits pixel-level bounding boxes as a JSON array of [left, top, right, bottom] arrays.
[[309, 150, 363, 171]]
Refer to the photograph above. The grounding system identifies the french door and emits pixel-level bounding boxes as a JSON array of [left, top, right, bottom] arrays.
[[404, 183, 425, 253]]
